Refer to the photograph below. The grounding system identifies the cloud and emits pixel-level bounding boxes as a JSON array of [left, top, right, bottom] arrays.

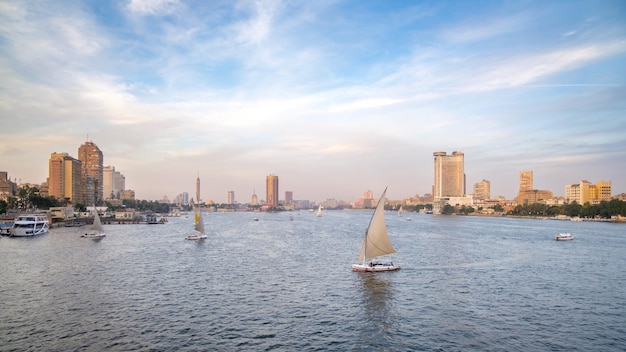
[[127, 0, 182, 16]]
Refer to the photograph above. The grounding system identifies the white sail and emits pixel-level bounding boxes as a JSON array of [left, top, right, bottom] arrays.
[[358, 188, 396, 262], [195, 209, 205, 235], [91, 208, 104, 233], [316, 205, 322, 217], [397, 205, 403, 216]]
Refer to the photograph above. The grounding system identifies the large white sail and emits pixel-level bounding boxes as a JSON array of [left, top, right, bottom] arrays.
[[195, 209, 205, 235], [91, 208, 104, 233], [358, 188, 397, 261], [316, 205, 322, 217]]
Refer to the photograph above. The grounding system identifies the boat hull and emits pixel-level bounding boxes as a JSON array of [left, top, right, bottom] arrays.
[[10, 215, 49, 237], [352, 263, 400, 272], [555, 233, 574, 241], [81, 233, 106, 239]]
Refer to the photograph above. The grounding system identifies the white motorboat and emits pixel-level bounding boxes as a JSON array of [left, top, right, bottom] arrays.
[[10, 214, 50, 237], [556, 233, 574, 241], [352, 187, 400, 272]]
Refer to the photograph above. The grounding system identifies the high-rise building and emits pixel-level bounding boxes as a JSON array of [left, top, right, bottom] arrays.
[[103, 166, 125, 199], [285, 191, 293, 205], [251, 189, 258, 206], [433, 151, 465, 199], [266, 175, 279, 208], [196, 173, 201, 205], [78, 141, 103, 205], [48, 152, 82, 204], [473, 179, 491, 200], [227, 190, 235, 205], [519, 171, 533, 193]]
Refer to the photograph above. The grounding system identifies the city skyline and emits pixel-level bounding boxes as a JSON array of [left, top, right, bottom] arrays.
[[1, 1, 625, 202]]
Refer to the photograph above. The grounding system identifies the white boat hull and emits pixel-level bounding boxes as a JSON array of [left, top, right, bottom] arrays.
[[81, 233, 106, 239], [10, 215, 49, 237], [352, 263, 400, 272], [185, 232, 207, 240]]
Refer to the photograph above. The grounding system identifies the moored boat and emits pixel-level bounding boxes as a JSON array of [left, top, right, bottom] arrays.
[[10, 214, 50, 237]]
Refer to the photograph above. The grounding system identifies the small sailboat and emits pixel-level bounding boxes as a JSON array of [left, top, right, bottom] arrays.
[[352, 187, 400, 272], [397, 205, 403, 216], [81, 207, 106, 239], [185, 209, 207, 240], [316, 204, 322, 217]]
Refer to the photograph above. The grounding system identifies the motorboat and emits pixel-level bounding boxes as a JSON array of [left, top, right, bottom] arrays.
[[10, 214, 50, 237], [555, 233, 574, 241]]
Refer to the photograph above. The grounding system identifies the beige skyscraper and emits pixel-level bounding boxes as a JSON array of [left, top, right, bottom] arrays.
[[78, 141, 103, 205], [266, 175, 279, 208], [48, 152, 82, 204], [433, 151, 465, 199], [227, 190, 235, 205], [519, 171, 533, 192]]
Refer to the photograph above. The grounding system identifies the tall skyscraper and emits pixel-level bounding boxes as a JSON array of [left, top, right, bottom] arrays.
[[78, 141, 103, 205], [48, 152, 82, 204], [227, 190, 235, 205], [266, 175, 279, 208], [433, 151, 465, 199], [196, 173, 201, 205]]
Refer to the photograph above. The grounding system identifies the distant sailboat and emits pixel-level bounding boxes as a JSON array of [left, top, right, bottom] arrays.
[[185, 208, 207, 240], [352, 187, 400, 272], [81, 207, 106, 239], [397, 205, 403, 216], [316, 204, 322, 217]]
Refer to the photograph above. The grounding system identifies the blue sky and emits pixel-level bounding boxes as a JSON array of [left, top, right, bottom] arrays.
[[1, 0, 625, 203]]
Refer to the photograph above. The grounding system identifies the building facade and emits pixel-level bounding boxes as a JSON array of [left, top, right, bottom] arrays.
[[0, 171, 18, 200], [78, 141, 104, 205], [103, 166, 125, 200], [284, 191, 293, 205], [565, 180, 612, 204], [48, 152, 83, 204], [473, 179, 491, 200], [266, 175, 279, 208], [227, 191, 235, 205], [433, 151, 465, 199]]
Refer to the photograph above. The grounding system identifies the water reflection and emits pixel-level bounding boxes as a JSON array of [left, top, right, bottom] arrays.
[[357, 272, 397, 348]]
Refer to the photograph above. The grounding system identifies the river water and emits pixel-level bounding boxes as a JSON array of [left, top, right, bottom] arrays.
[[1, 211, 624, 351]]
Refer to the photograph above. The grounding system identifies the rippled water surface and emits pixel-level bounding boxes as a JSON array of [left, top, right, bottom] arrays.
[[1, 212, 625, 351]]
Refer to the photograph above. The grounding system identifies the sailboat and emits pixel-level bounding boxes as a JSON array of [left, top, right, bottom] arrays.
[[185, 208, 207, 240], [397, 205, 403, 216], [316, 204, 323, 217], [81, 207, 106, 239], [352, 187, 400, 272]]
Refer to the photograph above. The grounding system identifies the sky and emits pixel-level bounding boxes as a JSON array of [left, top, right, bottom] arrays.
[[1, 0, 625, 204]]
